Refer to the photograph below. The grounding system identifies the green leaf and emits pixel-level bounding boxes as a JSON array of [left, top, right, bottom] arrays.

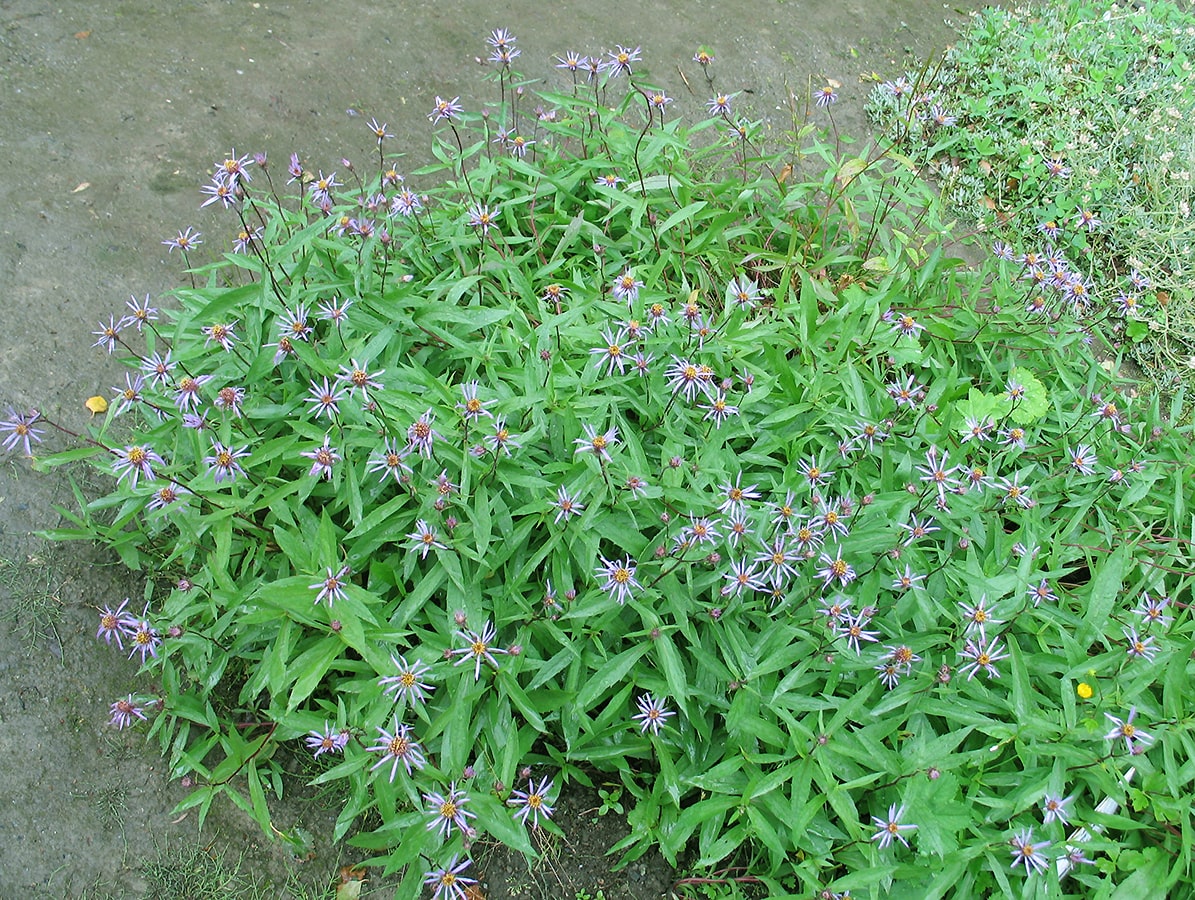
[[575, 644, 650, 711], [287, 638, 343, 711], [1079, 545, 1128, 647]]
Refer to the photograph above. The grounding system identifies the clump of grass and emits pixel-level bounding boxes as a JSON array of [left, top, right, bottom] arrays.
[[869, 0, 1195, 404], [139, 840, 262, 900], [0, 549, 65, 650]]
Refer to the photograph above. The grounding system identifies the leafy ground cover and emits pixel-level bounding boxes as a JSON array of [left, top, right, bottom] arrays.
[[868, 0, 1195, 405], [5, 21, 1194, 900]]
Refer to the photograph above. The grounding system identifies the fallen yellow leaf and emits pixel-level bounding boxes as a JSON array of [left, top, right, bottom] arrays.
[[85, 395, 108, 415]]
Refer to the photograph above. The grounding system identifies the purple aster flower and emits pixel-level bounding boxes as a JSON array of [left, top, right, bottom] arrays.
[[555, 51, 587, 72], [1124, 626, 1159, 662], [814, 84, 838, 107], [707, 92, 737, 116], [928, 104, 956, 127], [1009, 828, 1051, 874], [147, 482, 189, 512], [212, 385, 245, 418], [684, 514, 721, 548], [301, 436, 341, 480], [886, 373, 925, 408], [876, 661, 902, 689], [231, 224, 262, 253], [891, 564, 925, 591], [424, 782, 475, 838], [595, 556, 642, 605], [871, 803, 916, 849], [305, 723, 349, 758], [96, 598, 134, 649], [317, 296, 352, 324], [307, 170, 339, 205], [726, 276, 761, 311], [841, 613, 880, 654], [201, 321, 237, 352], [665, 356, 711, 402], [959, 596, 1000, 639], [917, 446, 959, 499], [611, 270, 643, 305], [369, 718, 426, 781], [798, 456, 833, 487], [203, 440, 249, 484], [141, 351, 176, 387], [898, 514, 938, 546], [92, 315, 122, 353], [119, 294, 159, 332], [717, 473, 760, 515], [423, 856, 476, 900], [199, 179, 238, 209], [633, 693, 675, 735], [305, 377, 344, 420], [366, 438, 412, 484], [407, 519, 447, 559], [1041, 793, 1073, 826], [162, 226, 202, 253], [109, 695, 148, 729], [721, 558, 764, 598], [1105, 707, 1153, 753], [466, 203, 497, 236], [623, 474, 649, 498], [1067, 444, 1097, 476], [336, 359, 384, 402], [509, 775, 555, 827], [603, 44, 641, 77], [1134, 592, 1172, 629], [391, 188, 423, 217], [450, 621, 508, 681], [366, 117, 393, 143], [574, 423, 619, 461], [756, 534, 799, 588], [406, 409, 442, 458], [127, 616, 160, 664], [1072, 207, 1101, 232], [816, 549, 856, 588], [456, 381, 493, 422], [590, 326, 632, 375], [1, 408, 44, 456], [595, 172, 625, 189], [551, 484, 585, 524], [485, 415, 518, 456], [310, 565, 351, 607], [701, 391, 739, 428], [379, 654, 435, 705], [1043, 156, 1071, 180], [112, 444, 165, 489], [958, 634, 1009, 680], [172, 374, 212, 412], [1026, 579, 1056, 606]]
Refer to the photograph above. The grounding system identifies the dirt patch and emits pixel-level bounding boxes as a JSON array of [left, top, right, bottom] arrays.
[[0, 0, 988, 894], [475, 782, 673, 900]]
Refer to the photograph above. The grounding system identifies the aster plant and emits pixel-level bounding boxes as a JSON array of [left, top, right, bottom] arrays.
[[12, 24, 1194, 899]]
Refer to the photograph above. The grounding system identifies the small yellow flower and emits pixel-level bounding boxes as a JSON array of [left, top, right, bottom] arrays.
[[85, 395, 108, 415], [1077, 682, 1093, 700]]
